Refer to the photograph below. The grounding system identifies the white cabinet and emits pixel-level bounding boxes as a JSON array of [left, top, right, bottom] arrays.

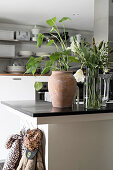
[[0, 76, 49, 101], [0, 75, 49, 160]]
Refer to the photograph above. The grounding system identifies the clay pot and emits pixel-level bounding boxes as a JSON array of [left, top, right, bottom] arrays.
[[48, 71, 77, 108]]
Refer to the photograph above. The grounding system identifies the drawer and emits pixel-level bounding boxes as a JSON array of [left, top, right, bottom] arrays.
[[0, 76, 36, 101]]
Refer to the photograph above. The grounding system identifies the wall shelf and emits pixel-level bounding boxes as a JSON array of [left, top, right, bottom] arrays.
[[0, 39, 37, 43]]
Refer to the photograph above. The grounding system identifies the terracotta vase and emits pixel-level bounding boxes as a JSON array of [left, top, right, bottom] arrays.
[[48, 71, 77, 108]]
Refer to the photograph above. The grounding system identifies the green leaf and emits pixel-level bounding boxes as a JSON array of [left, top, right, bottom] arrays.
[[37, 33, 44, 47], [45, 60, 54, 67], [93, 45, 97, 54], [92, 37, 96, 46], [49, 52, 61, 61], [25, 66, 35, 75], [41, 66, 51, 74], [25, 68, 32, 74], [47, 40, 54, 46], [34, 57, 43, 62], [32, 69, 37, 75], [25, 56, 42, 75], [25, 65, 37, 75], [26, 56, 34, 69], [68, 56, 79, 63], [59, 17, 71, 23], [98, 41, 103, 50], [34, 82, 43, 91], [80, 41, 90, 59], [46, 17, 57, 27], [63, 49, 71, 56]]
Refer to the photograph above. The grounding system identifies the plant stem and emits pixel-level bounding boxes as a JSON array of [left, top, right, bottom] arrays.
[[54, 23, 66, 50], [62, 23, 67, 48], [49, 33, 61, 44]]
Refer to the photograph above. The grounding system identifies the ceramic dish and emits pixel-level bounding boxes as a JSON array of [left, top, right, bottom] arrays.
[[35, 52, 50, 57], [18, 51, 34, 56], [6, 66, 26, 74]]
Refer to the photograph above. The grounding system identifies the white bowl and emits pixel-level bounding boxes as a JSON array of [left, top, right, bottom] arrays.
[[7, 66, 26, 74], [36, 52, 50, 57], [18, 51, 34, 56]]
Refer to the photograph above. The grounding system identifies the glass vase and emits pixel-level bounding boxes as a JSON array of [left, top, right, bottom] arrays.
[[84, 68, 101, 109], [100, 74, 112, 106]]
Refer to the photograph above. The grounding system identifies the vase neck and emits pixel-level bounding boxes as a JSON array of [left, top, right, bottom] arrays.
[[52, 71, 73, 75]]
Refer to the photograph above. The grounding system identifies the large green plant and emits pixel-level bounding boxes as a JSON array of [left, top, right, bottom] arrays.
[[25, 17, 79, 90]]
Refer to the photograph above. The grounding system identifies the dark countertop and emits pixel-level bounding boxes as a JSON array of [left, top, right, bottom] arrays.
[[1, 100, 113, 118]]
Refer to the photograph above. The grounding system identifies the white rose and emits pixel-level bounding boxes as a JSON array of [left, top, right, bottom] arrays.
[[73, 69, 85, 83]]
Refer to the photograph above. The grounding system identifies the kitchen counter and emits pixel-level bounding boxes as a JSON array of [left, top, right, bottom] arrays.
[[2, 100, 113, 117]]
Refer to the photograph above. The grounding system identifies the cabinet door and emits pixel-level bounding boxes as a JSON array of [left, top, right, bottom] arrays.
[[0, 76, 36, 101]]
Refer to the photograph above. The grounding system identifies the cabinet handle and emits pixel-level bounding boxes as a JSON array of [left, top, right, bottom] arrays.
[[12, 78, 22, 80]]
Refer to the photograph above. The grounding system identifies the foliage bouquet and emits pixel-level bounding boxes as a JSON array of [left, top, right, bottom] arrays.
[[69, 37, 113, 109]]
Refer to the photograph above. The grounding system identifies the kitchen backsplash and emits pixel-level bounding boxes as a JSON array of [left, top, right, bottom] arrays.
[[0, 22, 94, 73]]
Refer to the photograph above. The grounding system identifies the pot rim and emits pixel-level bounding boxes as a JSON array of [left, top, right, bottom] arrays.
[[52, 71, 73, 74]]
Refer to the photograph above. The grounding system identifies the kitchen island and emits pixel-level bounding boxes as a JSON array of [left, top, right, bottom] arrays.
[[2, 100, 113, 170]]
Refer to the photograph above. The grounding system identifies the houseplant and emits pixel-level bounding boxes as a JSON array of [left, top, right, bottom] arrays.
[[25, 17, 79, 108], [69, 37, 113, 109]]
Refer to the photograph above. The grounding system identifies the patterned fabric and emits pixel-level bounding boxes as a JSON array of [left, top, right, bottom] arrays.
[[23, 129, 43, 151], [3, 132, 25, 170]]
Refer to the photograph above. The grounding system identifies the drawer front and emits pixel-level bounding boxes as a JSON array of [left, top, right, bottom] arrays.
[[0, 76, 36, 101]]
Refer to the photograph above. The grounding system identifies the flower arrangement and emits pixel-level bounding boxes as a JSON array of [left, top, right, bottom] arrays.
[[69, 37, 113, 73], [69, 37, 113, 109]]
